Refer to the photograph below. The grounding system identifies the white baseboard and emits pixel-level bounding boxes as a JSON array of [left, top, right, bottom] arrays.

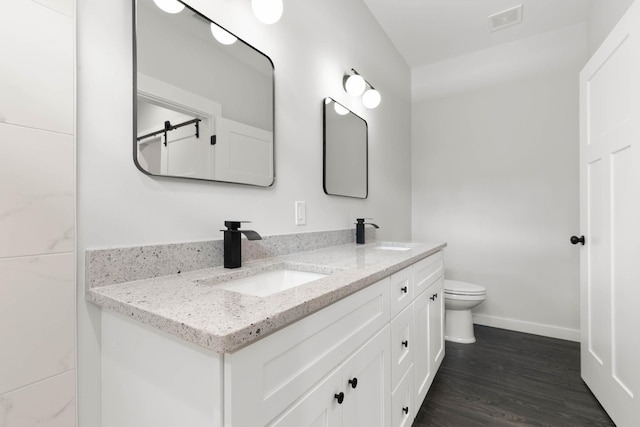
[[472, 313, 580, 342]]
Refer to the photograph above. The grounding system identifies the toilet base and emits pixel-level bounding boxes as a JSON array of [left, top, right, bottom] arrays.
[[444, 308, 476, 344]]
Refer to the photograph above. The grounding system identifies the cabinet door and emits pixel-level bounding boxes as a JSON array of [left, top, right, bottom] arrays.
[[414, 278, 445, 407], [412, 289, 431, 406], [268, 368, 342, 427], [390, 304, 413, 392], [391, 366, 414, 427], [341, 326, 391, 427], [428, 278, 445, 372]]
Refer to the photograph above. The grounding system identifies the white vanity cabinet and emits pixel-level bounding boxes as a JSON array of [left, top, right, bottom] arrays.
[[388, 251, 445, 426], [224, 277, 391, 427], [99, 249, 445, 427]]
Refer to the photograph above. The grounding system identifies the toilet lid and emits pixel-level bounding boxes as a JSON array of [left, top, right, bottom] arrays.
[[444, 280, 486, 296]]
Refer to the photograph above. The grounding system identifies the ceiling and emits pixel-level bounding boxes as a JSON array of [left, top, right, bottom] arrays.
[[362, 0, 594, 68]]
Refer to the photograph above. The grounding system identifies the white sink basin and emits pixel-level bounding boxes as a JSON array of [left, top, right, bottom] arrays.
[[213, 269, 327, 297], [374, 246, 411, 251]]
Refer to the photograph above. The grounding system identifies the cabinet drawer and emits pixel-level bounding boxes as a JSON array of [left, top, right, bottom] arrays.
[[224, 277, 390, 427], [413, 251, 443, 297], [390, 304, 413, 393], [391, 365, 414, 427], [389, 266, 413, 318]]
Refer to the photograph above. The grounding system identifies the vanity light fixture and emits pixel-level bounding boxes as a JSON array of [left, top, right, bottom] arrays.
[[210, 23, 237, 45], [325, 98, 349, 116], [251, 0, 284, 24], [152, 0, 184, 14], [343, 69, 366, 96], [343, 69, 382, 109], [362, 86, 381, 109]]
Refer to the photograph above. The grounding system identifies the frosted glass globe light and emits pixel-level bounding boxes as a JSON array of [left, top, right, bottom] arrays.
[[153, 0, 184, 14], [362, 88, 381, 109], [344, 74, 366, 96], [252, 0, 284, 24], [211, 23, 237, 45], [334, 103, 349, 116]]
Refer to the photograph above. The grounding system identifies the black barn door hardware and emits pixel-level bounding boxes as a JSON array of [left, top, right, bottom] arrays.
[[137, 118, 201, 146]]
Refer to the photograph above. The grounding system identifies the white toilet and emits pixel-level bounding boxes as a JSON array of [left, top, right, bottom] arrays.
[[444, 279, 487, 344]]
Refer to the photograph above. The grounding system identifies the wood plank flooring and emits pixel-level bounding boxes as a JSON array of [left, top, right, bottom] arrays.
[[414, 325, 615, 427]]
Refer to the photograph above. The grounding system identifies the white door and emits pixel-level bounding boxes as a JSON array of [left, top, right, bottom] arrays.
[[213, 117, 274, 186], [579, 1, 640, 426], [137, 100, 211, 179]]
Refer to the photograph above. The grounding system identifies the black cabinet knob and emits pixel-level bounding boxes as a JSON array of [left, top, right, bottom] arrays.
[[334, 392, 344, 404], [402, 340, 408, 348], [401, 286, 408, 293], [402, 406, 409, 414], [430, 294, 436, 301], [348, 378, 358, 389], [570, 235, 585, 245]]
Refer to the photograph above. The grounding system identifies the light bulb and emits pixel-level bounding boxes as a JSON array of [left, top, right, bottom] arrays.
[[334, 103, 349, 116], [251, 0, 284, 24], [153, 0, 184, 14], [362, 88, 381, 109], [344, 74, 366, 96], [210, 23, 237, 45]]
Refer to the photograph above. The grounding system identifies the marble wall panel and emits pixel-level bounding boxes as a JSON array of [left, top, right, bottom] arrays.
[[0, 124, 74, 258], [0, 0, 74, 134], [0, 370, 76, 426], [0, 254, 75, 395]]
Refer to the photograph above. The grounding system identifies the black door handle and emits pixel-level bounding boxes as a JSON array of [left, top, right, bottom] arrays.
[[570, 235, 585, 245]]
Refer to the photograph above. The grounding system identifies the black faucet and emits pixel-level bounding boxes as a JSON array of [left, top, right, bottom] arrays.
[[355, 218, 379, 244], [221, 221, 262, 268]]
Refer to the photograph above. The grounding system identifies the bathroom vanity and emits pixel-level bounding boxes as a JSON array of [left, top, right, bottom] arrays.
[[88, 239, 445, 427]]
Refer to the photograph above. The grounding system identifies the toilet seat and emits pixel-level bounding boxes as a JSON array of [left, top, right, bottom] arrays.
[[444, 280, 486, 297]]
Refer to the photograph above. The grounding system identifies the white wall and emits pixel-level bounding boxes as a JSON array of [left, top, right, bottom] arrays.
[[588, 0, 635, 54], [77, 0, 411, 424], [411, 28, 587, 341], [0, 0, 76, 425]]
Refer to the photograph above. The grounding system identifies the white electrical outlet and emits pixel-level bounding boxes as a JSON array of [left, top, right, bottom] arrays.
[[295, 201, 306, 225]]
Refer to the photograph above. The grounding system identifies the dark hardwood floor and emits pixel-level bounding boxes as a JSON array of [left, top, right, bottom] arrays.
[[414, 325, 615, 427]]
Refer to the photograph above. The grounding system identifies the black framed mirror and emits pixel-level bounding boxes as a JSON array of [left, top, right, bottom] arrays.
[[133, 0, 275, 186], [323, 98, 368, 198]]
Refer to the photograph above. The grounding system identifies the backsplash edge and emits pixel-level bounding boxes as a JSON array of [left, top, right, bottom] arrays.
[[85, 228, 376, 289]]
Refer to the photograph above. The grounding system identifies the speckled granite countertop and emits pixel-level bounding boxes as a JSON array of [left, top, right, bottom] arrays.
[[87, 241, 446, 353]]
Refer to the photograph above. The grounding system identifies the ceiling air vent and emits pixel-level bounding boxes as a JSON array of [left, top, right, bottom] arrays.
[[488, 5, 523, 32]]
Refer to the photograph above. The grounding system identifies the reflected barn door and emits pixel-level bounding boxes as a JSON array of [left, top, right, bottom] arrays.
[[164, 114, 210, 178], [579, 1, 640, 426]]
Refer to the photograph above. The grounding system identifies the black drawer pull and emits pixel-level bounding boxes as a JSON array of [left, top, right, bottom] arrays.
[[402, 340, 408, 348], [334, 392, 344, 404], [348, 377, 358, 389], [570, 235, 585, 245], [401, 286, 408, 293], [402, 406, 409, 414]]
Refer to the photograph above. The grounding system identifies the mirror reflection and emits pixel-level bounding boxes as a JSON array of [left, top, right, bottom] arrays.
[[323, 98, 368, 199], [134, 0, 275, 186]]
